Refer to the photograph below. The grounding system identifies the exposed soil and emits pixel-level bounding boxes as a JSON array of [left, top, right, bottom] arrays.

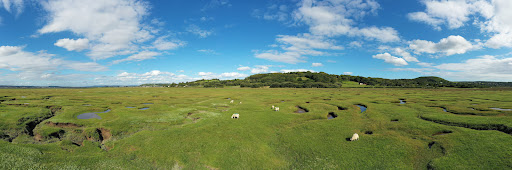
[[22, 106, 62, 136], [364, 131, 373, 135], [391, 119, 399, 122], [98, 128, 111, 142], [420, 116, 512, 135], [432, 130, 453, 136], [46, 121, 81, 128]]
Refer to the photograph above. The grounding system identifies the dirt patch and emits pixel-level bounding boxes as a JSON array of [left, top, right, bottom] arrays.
[[187, 112, 194, 116], [98, 128, 111, 142], [294, 106, 309, 113], [34, 134, 43, 141], [391, 119, 399, 122], [46, 121, 81, 128], [432, 130, 453, 136], [306, 102, 310, 103], [364, 131, 373, 135]]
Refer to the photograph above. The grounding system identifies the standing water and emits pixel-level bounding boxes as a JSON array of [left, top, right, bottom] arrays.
[[356, 105, 367, 113], [77, 109, 111, 119]]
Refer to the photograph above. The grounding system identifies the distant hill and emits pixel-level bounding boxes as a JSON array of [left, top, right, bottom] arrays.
[[141, 72, 512, 88]]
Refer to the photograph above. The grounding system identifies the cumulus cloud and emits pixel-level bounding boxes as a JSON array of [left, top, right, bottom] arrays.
[[343, 72, 353, 75], [434, 55, 512, 81], [54, 38, 89, 51], [372, 53, 408, 66], [409, 35, 476, 56], [408, 0, 512, 49], [293, 0, 399, 42], [112, 51, 160, 64], [220, 72, 248, 79], [197, 49, 218, 55], [0, 45, 107, 82], [38, 0, 155, 60], [237, 66, 251, 71], [393, 48, 418, 62], [251, 65, 270, 74], [311, 63, 323, 67]]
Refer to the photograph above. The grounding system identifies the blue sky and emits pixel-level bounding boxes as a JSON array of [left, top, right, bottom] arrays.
[[1, 0, 512, 86]]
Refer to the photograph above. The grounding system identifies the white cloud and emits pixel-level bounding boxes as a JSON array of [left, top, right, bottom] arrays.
[[251, 65, 270, 74], [372, 53, 408, 66], [112, 51, 160, 64], [433, 55, 512, 81], [197, 49, 218, 55], [220, 72, 248, 79], [0, 0, 24, 16], [237, 66, 251, 71], [177, 70, 185, 73], [0, 45, 107, 82], [409, 35, 476, 56], [311, 63, 323, 67], [254, 50, 306, 64], [293, 0, 399, 42], [280, 69, 316, 73], [277, 34, 343, 51], [152, 36, 186, 51], [54, 38, 89, 51], [407, 12, 443, 30], [38, 0, 154, 60], [343, 72, 352, 75], [187, 24, 213, 38], [407, 0, 473, 29], [198, 72, 214, 76], [393, 48, 418, 62], [349, 41, 362, 48]]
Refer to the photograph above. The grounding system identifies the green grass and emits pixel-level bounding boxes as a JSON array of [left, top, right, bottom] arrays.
[[0, 88, 511, 169]]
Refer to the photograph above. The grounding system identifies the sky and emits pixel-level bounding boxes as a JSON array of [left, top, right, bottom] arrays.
[[1, 0, 512, 86]]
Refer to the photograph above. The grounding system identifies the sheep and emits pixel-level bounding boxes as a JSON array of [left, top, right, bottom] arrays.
[[231, 113, 239, 119], [230, 100, 234, 104], [239, 101, 242, 104], [272, 105, 275, 109], [350, 133, 359, 141], [275, 107, 280, 111]]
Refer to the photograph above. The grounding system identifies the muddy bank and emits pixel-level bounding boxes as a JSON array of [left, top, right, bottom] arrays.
[[19, 106, 62, 136], [327, 112, 337, 119], [46, 121, 81, 128], [420, 116, 512, 135]]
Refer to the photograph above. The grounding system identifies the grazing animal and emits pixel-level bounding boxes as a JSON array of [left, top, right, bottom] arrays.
[[350, 133, 359, 141], [239, 102, 242, 104], [275, 107, 280, 111], [230, 100, 234, 104], [272, 105, 275, 109], [231, 113, 239, 119]]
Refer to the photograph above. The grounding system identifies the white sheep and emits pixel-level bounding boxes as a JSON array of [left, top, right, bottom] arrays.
[[275, 107, 280, 111], [272, 105, 275, 109], [230, 100, 234, 104], [231, 113, 239, 119], [239, 101, 242, 104], [350, 133, 359, 141]]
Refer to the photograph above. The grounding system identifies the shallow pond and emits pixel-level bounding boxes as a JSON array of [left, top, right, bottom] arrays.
[[399, 100, 406, 104], [142, 103, 154, 105], [356, 105, 367, 113], [77, 109, 111, 119], [139, 107, 150, 110], [490, 108, 512, 111], [126, 106, 136, 108]]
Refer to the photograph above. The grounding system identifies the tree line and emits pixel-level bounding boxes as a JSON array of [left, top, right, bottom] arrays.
[[140, 72, 512, 88]]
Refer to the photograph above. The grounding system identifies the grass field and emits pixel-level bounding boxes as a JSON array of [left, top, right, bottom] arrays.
[[1, 87, 511, 169]]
